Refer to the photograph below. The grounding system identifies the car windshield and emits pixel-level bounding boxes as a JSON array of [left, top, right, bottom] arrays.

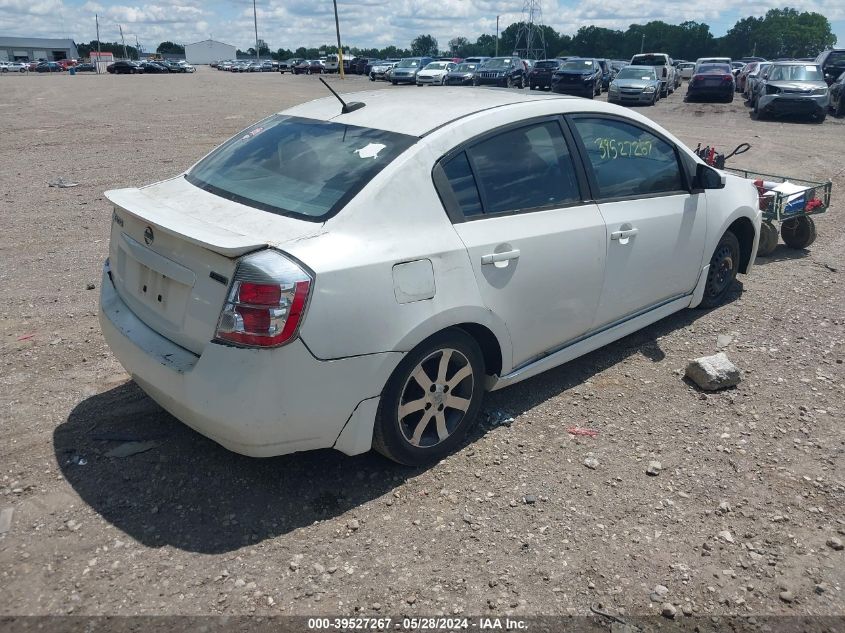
[[826, 51, 845, 64], [562, 60, 593, 70], [535, 61, 559, 69], [187, 116, 416, 221], [616, 67, 655, 80], [698, 64, 731, 73], [396, 59, 420, 68], [483, 58, 512, 69], [453, 63, 476, 71], [769, 64, 823, 81], [632, 55, 667, 66], [424, 62, 449, 70]]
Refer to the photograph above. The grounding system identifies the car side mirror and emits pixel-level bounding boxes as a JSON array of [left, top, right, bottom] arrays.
[[696, 163, 726, 190]]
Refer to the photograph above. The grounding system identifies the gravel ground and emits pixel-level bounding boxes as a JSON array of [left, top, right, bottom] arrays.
[[1, 68, 843, 621]]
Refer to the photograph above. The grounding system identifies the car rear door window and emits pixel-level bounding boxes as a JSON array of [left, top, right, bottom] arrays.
[[570, 117, 684, 199], [465, 121, 580, 215], [441, 152, 484, 217]]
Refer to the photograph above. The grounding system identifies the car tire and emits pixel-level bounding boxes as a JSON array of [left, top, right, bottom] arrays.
[[726, 93, 734, 103], [753, 98, 763, 119], [837, 100, 844, 117], [756, 222, 778, 257], [372, 328, 485, 466], [698, 231, 741, 309], [780, 216, 816, 250], [530, 83, 535, 90], [652, 91, 659, 105], [519, 76, 525, 89], [506, 76, 513, 89], [815, 111, 827, 123], [391, 79, 397, 85]]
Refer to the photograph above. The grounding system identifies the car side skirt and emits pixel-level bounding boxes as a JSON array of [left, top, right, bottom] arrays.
[[488, 293, 694, 391]]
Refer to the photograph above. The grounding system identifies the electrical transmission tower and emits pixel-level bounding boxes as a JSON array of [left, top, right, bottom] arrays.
[[513, 0, 546, 60]]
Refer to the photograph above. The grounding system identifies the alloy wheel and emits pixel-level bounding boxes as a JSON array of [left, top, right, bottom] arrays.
[[397, 348, 474, 448]]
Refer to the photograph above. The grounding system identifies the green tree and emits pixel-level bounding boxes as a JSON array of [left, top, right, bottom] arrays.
[[720, 9, 836, 58], [410, 34, 439, 57], [156, 41, 185, 54], [77, 40, 139, 60], [449, 36, 470, 56]]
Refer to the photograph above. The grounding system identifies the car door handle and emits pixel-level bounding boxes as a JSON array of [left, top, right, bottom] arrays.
[[610, 228, 639, 240], [481, 249, 521, 265]]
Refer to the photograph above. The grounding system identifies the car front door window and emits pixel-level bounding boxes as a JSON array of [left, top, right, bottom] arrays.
[[571, 117, 684, 200]]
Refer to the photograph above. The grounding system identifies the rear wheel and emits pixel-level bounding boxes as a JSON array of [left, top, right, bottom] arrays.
[[756, 222, 778, 256], [781, 216, 816, 250], [373, 329, 485, 466], [698, 231, 740, 309]]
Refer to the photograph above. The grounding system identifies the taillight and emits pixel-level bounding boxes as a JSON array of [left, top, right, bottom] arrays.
[[215, 250, 313, 348], [723, 74, 733, 82]]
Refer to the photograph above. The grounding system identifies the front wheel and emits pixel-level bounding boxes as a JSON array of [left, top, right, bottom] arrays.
[[781, 216, 816, 249], [698, 231, 740, 309], [506, 76, 513, 89], [373, 329, 485, 466]]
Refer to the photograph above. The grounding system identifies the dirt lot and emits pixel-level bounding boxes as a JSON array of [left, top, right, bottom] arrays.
[[1, 68, 844, 622]]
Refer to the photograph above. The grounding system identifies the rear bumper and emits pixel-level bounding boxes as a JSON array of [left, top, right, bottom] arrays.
[[98, 261, 399, 457]]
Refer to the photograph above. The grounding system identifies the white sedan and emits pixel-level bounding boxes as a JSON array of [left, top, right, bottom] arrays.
[[100, 89, 761, 465], [416, 61, 456, 85], [1, 61, 28, 72]]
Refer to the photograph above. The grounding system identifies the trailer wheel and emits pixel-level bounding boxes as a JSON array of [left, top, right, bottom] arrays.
[[757, 222, 778, 256], [780, 216, 816, 250]]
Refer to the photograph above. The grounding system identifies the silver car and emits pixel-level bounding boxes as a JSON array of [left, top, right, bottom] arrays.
[[607, 66, 662, 105], [369, 61, 397, 81], [753, 62, 829, 121]]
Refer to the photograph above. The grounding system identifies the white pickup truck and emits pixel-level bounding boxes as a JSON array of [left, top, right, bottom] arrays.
[[630, 53, 677, 97]]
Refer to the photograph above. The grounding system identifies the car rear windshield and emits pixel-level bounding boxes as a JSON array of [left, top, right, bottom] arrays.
[[825, 51, 845, 64], [484, 58, 513, 69], [561, 59, 594, 70], [632, 55, 667, 66], [768, 64, 823, 81], [186, 115, 416, 221], [697, 64, 731, 73]]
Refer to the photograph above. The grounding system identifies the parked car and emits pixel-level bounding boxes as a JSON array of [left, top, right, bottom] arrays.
[[815, 49, 845, 86], [745, 62, 771, 100], [551, 58, 602, 97], [630, 53, 676, 96], [686, 63, 735, 102], [463, 56, 490, 65], [36, 61, 64, 73], [1, 61, 29, 72], [416, 61, 455, 86], [391, 57, 433, 85], [695, 57, 732, 68], [293, 60, 322, 75], [597, 59, 613, 90], [443, 62, 478, 86], [473, 56, 525, 88], [829, 71, 845, 116], [677, 62, 696, 80], [752, 61, 829, 121], [177, 61, 196, 73], [607, 65, 661, 105], [74, 62, 96, 72], [100, 89, 760, 466], [369, 60, 397, 81], [138, 61, 168, 73], [735, 61, 759, 93], [279, 58, 302, 73], [730, 61, 746, 78], [527, 59, 561, 90]]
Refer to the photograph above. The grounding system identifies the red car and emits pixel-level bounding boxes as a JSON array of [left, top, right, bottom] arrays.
[[735, 61, 759, 94], [686, 63, 735, 103]]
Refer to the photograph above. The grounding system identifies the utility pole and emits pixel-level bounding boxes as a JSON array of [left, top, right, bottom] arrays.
[[332, 0, 345, 79], [135, 35, 141, 59], [95, 13, 101, 74], [640, 33, 645, 53], [119, 25, 127, 60], [253, 0, 260, 61], [495, 15, 499, 57]]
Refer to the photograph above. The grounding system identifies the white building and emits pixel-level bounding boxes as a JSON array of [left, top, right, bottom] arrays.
[[185, 39, 236, 65]]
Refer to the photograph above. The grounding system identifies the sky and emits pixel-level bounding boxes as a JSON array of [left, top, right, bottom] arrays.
[[0, 0, 842, 54]]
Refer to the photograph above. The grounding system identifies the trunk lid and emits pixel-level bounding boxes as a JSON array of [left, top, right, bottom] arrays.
[[105, 176, 322, 354]]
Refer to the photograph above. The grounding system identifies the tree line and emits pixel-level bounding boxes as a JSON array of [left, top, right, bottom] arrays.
[[77, 8, 836, 62], [264, 8, 835, 62]]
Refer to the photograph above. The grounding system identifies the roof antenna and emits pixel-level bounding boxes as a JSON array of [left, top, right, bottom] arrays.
[[319, 77, 365, 114]]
